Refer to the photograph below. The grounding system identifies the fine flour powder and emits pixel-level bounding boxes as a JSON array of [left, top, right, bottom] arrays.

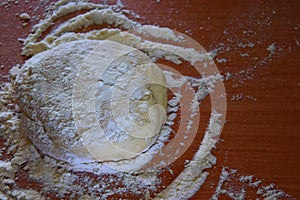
[[0, 0, 226, 199]]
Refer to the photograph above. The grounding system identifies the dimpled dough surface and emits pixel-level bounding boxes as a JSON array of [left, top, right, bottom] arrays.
[[13, 40, 167, 165]]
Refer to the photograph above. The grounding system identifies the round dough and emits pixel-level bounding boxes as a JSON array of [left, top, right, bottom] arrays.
[[13, 40, 167, 165]]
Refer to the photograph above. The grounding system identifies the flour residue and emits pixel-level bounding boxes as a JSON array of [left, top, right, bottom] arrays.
[[0, 0, 226, 199], [0, 0, 296, 199], [212, 167, 293, 200]]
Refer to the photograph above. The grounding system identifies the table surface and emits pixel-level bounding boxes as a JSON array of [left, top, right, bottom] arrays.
[[0, 0, 299, 199]]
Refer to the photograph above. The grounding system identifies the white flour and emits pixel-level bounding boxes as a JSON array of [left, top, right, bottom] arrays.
[[3, 0, 296, 200], [212, 167, 293, 200], [19, 13, 31, 20], [0, 1, 227, 199]]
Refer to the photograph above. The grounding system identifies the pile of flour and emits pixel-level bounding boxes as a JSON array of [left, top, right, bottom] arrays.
[[0, 0, 226, 199]]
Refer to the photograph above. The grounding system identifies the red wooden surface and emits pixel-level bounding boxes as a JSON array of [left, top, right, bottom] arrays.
[[0, 0, 299, 199]]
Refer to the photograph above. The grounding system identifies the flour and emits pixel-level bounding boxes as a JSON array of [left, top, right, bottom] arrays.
[[19, 13, 31, 20], [267, 43, 276, 55], [0, 0, 227, 199], [212, 167, 292, 200]]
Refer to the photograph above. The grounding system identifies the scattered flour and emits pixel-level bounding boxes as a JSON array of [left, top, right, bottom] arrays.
[[267, 43, 276, 55], [240, 53, 249, 57], [19, 13, 31, 20], [212, 167, 292, 200], [0, 0, 226, 199], [216, 57, 227, 63], [1, 0, 295, 199]]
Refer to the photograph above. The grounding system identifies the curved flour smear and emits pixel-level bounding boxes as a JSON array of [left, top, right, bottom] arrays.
[[0, 0, 226, 199]]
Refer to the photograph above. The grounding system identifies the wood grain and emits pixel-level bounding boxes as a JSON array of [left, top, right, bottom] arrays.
[[0, 0, 299, 199]]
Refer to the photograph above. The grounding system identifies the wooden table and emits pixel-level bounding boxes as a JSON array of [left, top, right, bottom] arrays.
[[0, 0, 299, 199]]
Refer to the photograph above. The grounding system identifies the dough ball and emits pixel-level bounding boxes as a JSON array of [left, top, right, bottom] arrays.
[[12, 40, 167, 165]]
